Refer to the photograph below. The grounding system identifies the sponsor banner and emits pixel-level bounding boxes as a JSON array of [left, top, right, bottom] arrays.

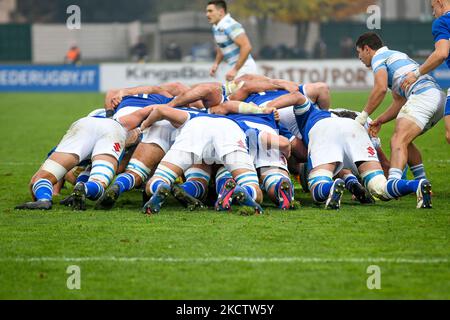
[[259, 60, 374, 90], [100, 63, 212, 91], [100, 60, 375, 92], [0, 65, 99, 92]]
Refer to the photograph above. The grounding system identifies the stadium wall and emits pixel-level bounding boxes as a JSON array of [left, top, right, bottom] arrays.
[[1, 61, 450, 92]]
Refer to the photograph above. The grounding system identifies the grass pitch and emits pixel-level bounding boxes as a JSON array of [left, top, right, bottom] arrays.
[[0, 92, 449, 299]]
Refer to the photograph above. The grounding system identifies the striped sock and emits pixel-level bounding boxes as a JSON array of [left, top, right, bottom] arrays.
[[243, 185, 257, 200], [312, 182, 333, 203], [386, 179, 420, 198], [344, 174, 359, 191], [215, 167, 233, 195], [76, 171, 90, 184], [32, 179, 53, 202], [149, 179, 166, 195], [388, 168, 404, 180], [114, 173, 136, 195], [84, 181, 104, 200], [181, 181, 205, 199], [410, 164, 426, 180]]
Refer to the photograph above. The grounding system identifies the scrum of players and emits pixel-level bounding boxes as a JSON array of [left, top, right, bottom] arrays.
[[16, 32, 446, 215]]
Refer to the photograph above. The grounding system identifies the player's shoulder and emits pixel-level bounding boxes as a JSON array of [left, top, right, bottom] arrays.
[[221, 14, 242, 30], [432, 14, 450, 34], [433, 14, 450, 28]]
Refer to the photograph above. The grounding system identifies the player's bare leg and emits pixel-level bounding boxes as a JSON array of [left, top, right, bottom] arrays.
[[96, 143, 165, 210], [16, 152, 79, 210]]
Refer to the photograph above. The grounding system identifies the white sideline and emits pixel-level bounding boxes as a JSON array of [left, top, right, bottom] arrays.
[[0, 256, 448, 264]]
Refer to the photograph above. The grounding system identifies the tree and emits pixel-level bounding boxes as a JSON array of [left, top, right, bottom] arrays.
[[231, 0, 376, 49]]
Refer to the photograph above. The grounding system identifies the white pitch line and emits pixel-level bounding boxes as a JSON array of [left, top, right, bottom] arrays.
[[0, 162, 40, 166], [0, 256, 448, 265]]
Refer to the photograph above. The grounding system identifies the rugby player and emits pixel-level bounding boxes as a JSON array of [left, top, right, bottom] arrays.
[[402, 0, 450, 144], [139, 105, 264, 214], [269, 91, 433, 210], [355, 32, 444, 198]]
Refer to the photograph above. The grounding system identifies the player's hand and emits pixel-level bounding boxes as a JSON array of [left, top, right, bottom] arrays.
[[110, 90, 126, 108], [125, 128, 142, 148], [401, 72, 418, 92], [283, 83, 300, 93], [210, 64, 219, 77], [263, 106, 276, 115], [369, 119, 382, 137], [226, 68, 238, 81], [355, 111, 369, 126], [273, 109, 280, 122]]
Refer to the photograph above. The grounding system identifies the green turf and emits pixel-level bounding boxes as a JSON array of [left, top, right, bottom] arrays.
[[0, 92, 449, 299]]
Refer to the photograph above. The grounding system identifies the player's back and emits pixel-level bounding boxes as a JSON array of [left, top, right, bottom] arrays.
[[294, 102, 331, 146]]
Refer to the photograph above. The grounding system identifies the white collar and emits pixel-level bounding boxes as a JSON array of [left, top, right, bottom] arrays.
[[214, 13, 231, 29], [375, 46, 389, 55]]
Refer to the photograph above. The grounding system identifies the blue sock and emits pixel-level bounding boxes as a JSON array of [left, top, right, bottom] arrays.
[[84, 181, 104, 200], [344, 174, 359, 191], [181, 181, 205, 199], [114, 173, 136, 195], [32, 179, 53, 202], [243, 185, 257, 200], [76, 171, 90, 184], [410, 164, 426, 180], [386, 179, 420, 198], [312, 182, 333, 202], [216, 172, 233, 194], [149, 179, 166, 195]]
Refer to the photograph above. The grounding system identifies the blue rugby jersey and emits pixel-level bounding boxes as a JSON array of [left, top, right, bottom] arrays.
[[244, 84, 307, 106], [432, 12, 450, 69], [294, 102, 331, 147], [116, 94, 174, 112]]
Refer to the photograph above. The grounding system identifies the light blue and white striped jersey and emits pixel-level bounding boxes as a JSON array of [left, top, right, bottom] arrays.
[[213, 14, 254, 66], [371, 46, 441, 98]]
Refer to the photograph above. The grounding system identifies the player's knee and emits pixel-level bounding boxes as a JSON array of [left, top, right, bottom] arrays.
[[361, 170, 390, 201], [41, 159, 68, 183], [126, 159, 151, 186]]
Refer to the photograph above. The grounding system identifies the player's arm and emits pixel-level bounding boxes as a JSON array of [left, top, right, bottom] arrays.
[[210, 47, 224, 77], [228, 80, 284, 101], [356, 69, 388, 125], [303, 83, 331, 110], [267, 92, 308, 110], [402, 33, 450, 90], [159, 82, 191, 97], [141, 105, 190, 130], [369, 91, 406, 137], [226, 33, 252, 80], [106, 85, 173, 111]]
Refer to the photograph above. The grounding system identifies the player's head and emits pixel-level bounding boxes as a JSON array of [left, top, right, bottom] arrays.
[[430, 0, 450, 18], [206, 0, 227, 25], [330, 109, 358, 120], [355, 32, 384, 68]]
